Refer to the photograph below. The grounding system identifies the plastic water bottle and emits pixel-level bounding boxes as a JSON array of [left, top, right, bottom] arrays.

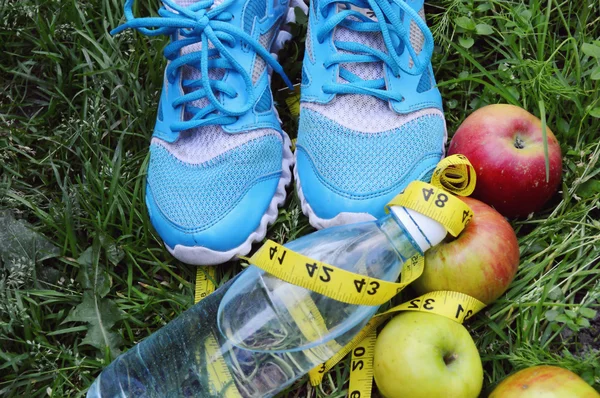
[[87, 205, 446, 398]]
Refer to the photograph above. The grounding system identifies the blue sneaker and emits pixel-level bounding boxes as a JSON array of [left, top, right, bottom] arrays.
[[296, 0, 446, 229], [113, 0, 306, 265]]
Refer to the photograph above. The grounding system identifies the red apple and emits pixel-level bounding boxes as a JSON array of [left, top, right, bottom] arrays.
[[448, 104, 562, 218], [489, 365, 600, 397], [412, 197, 519, 305]]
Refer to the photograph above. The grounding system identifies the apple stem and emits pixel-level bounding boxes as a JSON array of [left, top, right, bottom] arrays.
[[443, 353, 458, 366], [514, 136, 525, 149]]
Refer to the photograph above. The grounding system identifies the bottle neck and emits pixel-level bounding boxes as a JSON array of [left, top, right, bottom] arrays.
[[377, 214, 422, 261]]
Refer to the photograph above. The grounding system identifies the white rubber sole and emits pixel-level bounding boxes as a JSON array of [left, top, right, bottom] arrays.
[[165, 3, 305, 266]]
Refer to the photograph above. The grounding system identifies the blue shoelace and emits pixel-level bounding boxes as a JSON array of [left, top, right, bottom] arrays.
[[316, 0, 434, 102], [111, 0, 292, 131]]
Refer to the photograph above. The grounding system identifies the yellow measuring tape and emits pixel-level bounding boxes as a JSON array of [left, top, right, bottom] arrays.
[[194, 267, 242, 398], [285, 86, 301, 117], [246, 155, 476, 306], [249, 241, 424, 306], [347, 330, 377, 398], [193, 154, 478, 396], [194, 266, 216, 302], [386, 154, 476, 237], [430, 153, 476, 196]]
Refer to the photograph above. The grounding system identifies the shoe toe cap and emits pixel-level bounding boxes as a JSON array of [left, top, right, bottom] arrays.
[[146, 136, 283, 254], [296, 108, 446, 223]]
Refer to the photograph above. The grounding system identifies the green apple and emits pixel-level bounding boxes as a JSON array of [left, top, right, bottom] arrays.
[[373, 312, 483, 398], [490, 365, 600, 397]]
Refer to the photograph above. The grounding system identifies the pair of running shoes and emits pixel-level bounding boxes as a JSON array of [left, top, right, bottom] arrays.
[[113, 0, 446, 265]]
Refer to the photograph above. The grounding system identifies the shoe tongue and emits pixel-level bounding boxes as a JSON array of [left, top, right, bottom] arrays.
[[335, 5, 385, 83], [172, 0, 275, 117], [170, 0, 228, 112], [334, 6, 426, 82], [348, 4, 378, 21]]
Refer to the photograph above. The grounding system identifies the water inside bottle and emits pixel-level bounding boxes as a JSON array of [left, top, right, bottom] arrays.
[[87, 215, 421, 398], [87, 277, 341, 398]]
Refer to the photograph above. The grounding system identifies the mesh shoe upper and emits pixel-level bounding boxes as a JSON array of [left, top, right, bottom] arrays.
[[298, 107, 444, 196], [148, 132, 282, 232], [297, 0, 446, 227]]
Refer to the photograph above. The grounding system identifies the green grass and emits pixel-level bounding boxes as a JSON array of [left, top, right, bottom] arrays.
[[1, 0, 599, 396]]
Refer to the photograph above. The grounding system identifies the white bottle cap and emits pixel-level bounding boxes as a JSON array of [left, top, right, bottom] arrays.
[[390, 206, 447, 253]]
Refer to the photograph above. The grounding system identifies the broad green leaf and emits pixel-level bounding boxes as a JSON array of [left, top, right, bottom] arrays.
[[581, 370, 595, 385], [475, 23, 494, 35], [76, 244, 111, 298], [459, 36, 475, 49], [37, 265, 63, 286], [507, 86, 520, 101], [566, 321, 580, 332], [577, 180, 600, 199], [455, 16, 476, 31], [579, 307, 597, 319], [519, 9, 532, 21], [547, 286, 563, 300], [565, 309, 577, 319], [557, 118, 570, 135], [446, 99, 458, 109], [294, 7, 307, 25], [476, 4, 492, 12], [576, 317, 590, 328], [589, 107, 600, 118], [544, 309, 559, 321], [513, 27, 526, 38], [99, 234, 125, 266], [555, 314, 570, 323], [0, 211, 59, 276], [582, 43, 600, 58], [591, 66, 600, 80], [64, 291, 123, 357]]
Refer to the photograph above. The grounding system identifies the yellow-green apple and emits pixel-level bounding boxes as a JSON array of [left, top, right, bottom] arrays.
[[373, 312, 483, 398], [448, 104, 562, 218], [490, 365, 600, 397], [412, 196, 519, 304]]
